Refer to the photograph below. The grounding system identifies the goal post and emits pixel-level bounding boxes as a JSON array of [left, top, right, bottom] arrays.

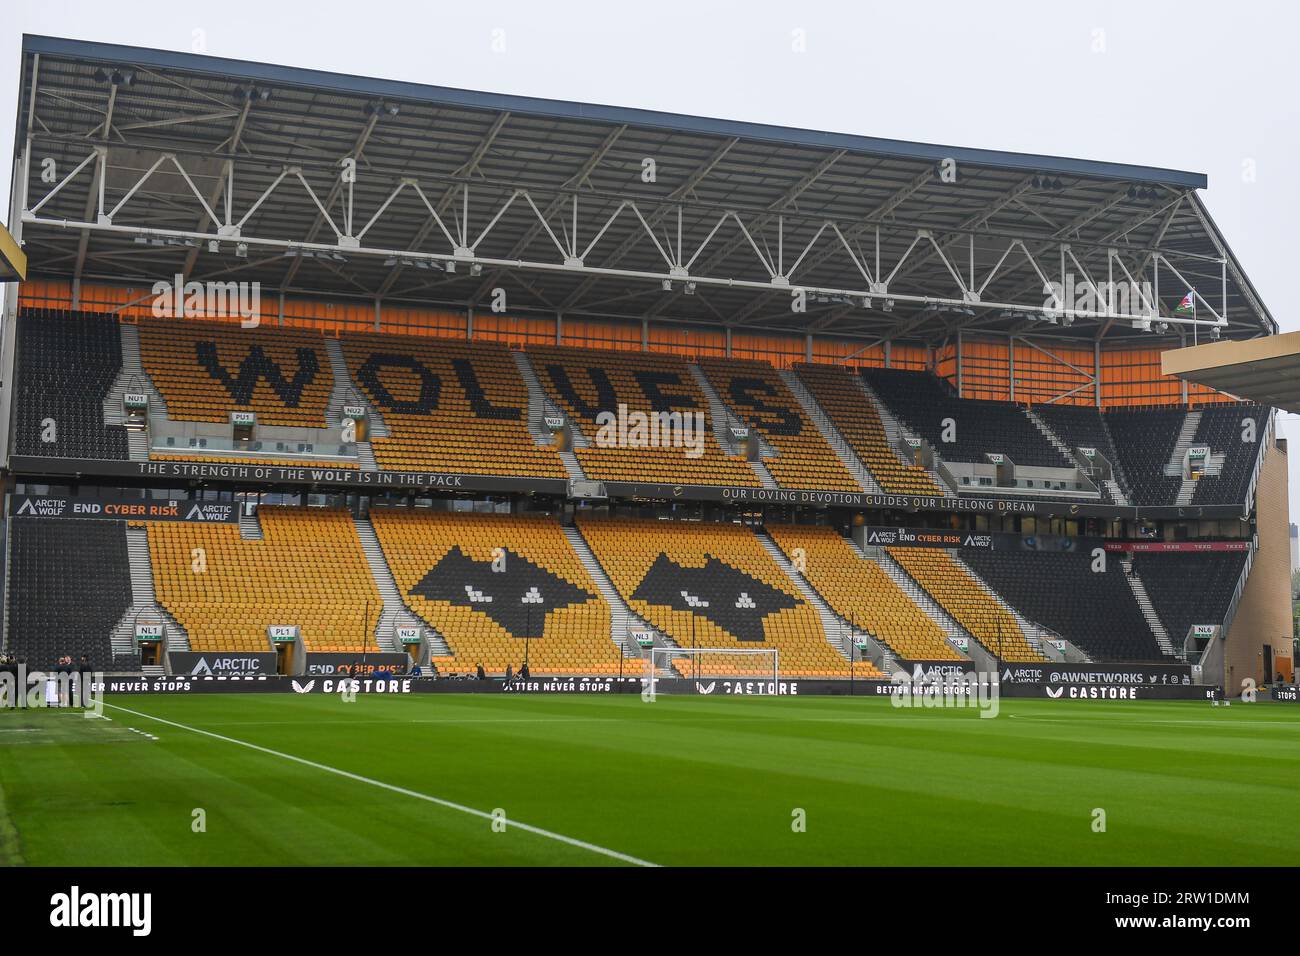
[[645, 647, 779, 700]]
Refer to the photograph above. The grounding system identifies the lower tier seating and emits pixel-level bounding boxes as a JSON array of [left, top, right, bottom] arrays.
[[370, 510, 620, 676], [768, 524, 959, 661], [1132, 552, 1248, 650], [578, 516, 881, 678], [961, 550, 1164, 662], [13, 310, 128, 461], [147, 507, 381, 652], [887, 547, 1044, 661], [4, 518, 133, 670]]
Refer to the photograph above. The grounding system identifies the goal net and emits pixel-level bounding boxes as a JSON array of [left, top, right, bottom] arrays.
[[645, 647, 779, 700]]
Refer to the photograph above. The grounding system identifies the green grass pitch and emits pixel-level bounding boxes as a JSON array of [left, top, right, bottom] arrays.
[[0, 693, 1296, 866]]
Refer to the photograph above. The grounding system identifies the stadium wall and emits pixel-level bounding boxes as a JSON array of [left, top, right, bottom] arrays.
[[17, 280, 1231, 408], [1223, 439, 1293, 690]]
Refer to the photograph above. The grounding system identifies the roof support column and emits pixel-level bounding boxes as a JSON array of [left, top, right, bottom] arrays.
[[1094, 340, 1102, 408], [1009, 336, 1016, 403], [956, 330, 964, 398], [641, 317, 648, 352], [804, 333, 812, 363], [725, 327, 732, 358], [556, 311, 563, 345]]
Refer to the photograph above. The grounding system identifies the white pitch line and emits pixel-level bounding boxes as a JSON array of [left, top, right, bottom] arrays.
[[104, 702, 658, 868]]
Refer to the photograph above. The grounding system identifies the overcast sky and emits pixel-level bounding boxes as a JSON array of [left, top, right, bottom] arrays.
[[3, 0, 1297, 518]]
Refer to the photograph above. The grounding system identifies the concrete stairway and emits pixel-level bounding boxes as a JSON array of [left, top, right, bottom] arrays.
[[103, 323, 167, 462], [854, 375, 951, 492], [109, 524, 189, 656], [754, 528, 854, 661], [324, 337, 384, 472], [1119, 557, 1177, 657], [780, 369, 882, 494], [1165, 411, 1202, 505], [510, 350, 587, 481], [686, 363, 779, 489], [851, 539, 978, 659], [562, 525, 652, 659], [351, 514, 447, 655], [238, 510, 263, 540], [945, 548, 1043, 655]]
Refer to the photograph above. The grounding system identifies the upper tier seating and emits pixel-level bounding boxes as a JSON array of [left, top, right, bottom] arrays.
[[1189, 405, 1268, 506], [886, 547, 1044, 661], [861, 367, 1071, 468], [343, 335, 566, 478], [1032, 403, 1130, 498], [370, 510, 620, 675], [578, 516, 882, 678], [961, 550, 1164, 662], [137, 318, 332, 427], [5, 517, 133, 670], [13, 310, 128, 460], [528, 346, 759, 487], [698, 358, 860, 491], [793, 363, 943, 495], [1132, 551, 1247, 648], [1103, 408, 1185, 505], [768, 525, 959, 661], [147, 507, 380, 653]]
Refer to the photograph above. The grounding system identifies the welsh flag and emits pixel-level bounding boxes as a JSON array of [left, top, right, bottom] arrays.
[[1175, 291, 1195, 315]]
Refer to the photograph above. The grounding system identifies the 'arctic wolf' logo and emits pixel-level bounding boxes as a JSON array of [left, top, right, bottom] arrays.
[[411, 546, 594, 638], [631, 553, 799, 642]]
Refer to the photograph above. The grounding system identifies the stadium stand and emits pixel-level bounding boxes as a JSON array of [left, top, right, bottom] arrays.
[[1133, 551, 1248, 650], [578, 516, 882, 678], [886, 547, 1044, 661], [13, 309, 128, 460], [961, 549, 1163, 661], [698, 358, 860, 491], [768, 524, 959, 661], [1189, 404, 1268, 506], [861, 367, 1070, 467], [528, 345, 759, 486], [369, 510, 620, 675], [1103, 408, 1185, 505], [4, 517, 133, 670], [793, 363, 943, 495], [147, 507, 381, 652], [1032, 403, 1130, 494], [137, 318, 332, 428], [343, 335, 566, 478]]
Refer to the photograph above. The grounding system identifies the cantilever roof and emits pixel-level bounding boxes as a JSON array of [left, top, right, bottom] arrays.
[[10, 34, 1276, 344]]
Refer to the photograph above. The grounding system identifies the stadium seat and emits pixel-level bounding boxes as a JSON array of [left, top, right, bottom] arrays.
[[961, 549, 1162, 661], [578, 516, 882, 678], [527, 345, 761, 487], [4, 517, 134, 670], [768, 524, 960, 661], [793, 363, 944, 495], [343, 334, 566, 478], [147, 507, 381, 653], [887, 547, 1044, 661], [862, 366, 1070, 468], [12, 309, 129, 460], [137, 318, 333, 428], [370, 510, 623, 676], [698, 357, 860, 491]]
